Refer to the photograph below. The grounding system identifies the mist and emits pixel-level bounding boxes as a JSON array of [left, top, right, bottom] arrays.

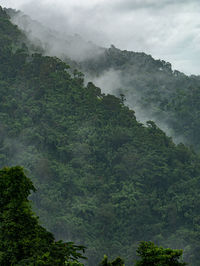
[[2, 0, 199, 144], [85, 69, 123, 95], [9, 10, 104, 61], [1, 0, 200, 75], [84, 61, 190, 145]]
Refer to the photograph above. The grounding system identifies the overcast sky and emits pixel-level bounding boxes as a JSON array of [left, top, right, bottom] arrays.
[[1, 0, 200, 75]]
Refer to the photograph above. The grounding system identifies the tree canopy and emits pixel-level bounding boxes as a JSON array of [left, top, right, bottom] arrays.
[[0, 6, 200, 265], [135, 241, 187, 266], [0, 166, 86, 265]]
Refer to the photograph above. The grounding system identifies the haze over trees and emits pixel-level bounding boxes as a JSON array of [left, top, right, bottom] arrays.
[[79, 46, 200, 151], [0, 5, 199, 265], [0, 166, 187, 265], [7, 8, 200, 152]]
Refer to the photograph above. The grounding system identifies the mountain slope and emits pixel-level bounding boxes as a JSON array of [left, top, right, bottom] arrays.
[[79, 45, 200, 150], [1, 6, 200, 265], [9, 9, 200, 151]]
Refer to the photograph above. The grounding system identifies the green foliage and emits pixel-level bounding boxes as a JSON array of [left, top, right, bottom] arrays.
[[0, 166, 86, 265], [99, 255, 125, 266], [135, 241, 187, 266], [1, 7, 200, 265], [80, 45, 200, 152]]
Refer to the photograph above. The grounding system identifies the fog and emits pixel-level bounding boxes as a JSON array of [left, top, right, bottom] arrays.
[[0, 3, 197, 264], [1, 0, 198, 143], [86, 67, 185, 143], [9, 10, 104, 61], [86, 69, 122, 95], [1, 0, 200, 74]]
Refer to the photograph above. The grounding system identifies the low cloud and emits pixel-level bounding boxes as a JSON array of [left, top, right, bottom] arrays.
[[10, 11, 104, 61], [1, 0, 200, 74], [85, 69, 123, 95]]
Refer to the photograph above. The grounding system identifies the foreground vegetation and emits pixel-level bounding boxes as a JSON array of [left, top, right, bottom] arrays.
[[0, 166, 86, 265], [0, 166, 187, 265], [0, 6, 200, 265]]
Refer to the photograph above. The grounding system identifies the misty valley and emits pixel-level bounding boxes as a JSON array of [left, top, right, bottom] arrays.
[[1, 5, 200, 265]]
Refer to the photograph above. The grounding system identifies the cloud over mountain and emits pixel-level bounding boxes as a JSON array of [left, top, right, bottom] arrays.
[[1, 0, 200, 74]]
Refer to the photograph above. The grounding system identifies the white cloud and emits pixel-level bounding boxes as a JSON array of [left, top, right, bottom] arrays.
[[1, 0, 200, 74]]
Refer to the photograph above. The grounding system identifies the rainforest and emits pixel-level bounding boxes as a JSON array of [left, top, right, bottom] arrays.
[[0, 5, 200, 265]]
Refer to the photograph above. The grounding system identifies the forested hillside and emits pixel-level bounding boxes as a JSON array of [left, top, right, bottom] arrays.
[[8, 8, 200, 152], [79, 46, 200, 151], [1, 6, 200, 265]]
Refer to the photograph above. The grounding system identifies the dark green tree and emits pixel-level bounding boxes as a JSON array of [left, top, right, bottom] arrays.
[[0, 166, 86, 265], [99, 255, 125, 266], [135, 241, 187, 266], [1, 7, 200, 265]]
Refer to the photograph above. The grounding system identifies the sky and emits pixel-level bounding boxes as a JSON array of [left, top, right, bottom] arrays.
[[1, 0, 200, 75]]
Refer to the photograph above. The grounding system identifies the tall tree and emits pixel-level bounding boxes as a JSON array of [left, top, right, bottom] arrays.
[[0, 166, 86, 265], [135, 241, 187, 266]]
